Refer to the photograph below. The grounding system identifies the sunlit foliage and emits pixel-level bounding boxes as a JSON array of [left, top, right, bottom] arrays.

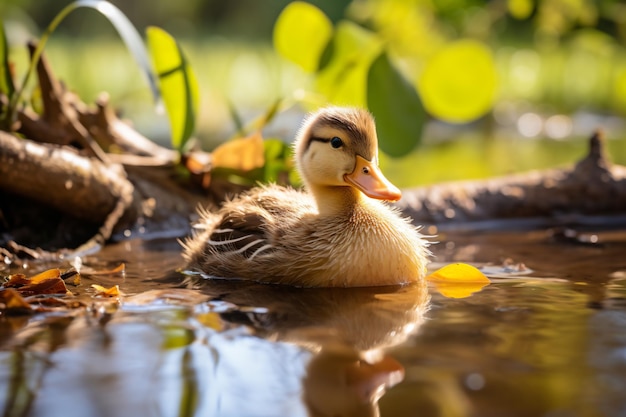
[[147, 26, 199, 152], [273, 0, 626, 158]]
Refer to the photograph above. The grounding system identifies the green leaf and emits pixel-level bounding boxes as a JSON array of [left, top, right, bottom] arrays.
[[367, 52, 425, 157], [227, 101, 245, 137], [81, 0, 161, 105], [273, 1, 333, 73], [0, 20, 15, 129], [0, 21, 15, 98], [263, 138, 294, 183], [146, 26, 199, 151], [316, 21, 382, 107], [418, 39, 497, 123]]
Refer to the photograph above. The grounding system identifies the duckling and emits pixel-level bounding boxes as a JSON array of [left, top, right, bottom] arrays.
[[182, 107, 430, 287]]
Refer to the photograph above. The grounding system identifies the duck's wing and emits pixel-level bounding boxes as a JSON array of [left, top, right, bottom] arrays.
[[207, 212, 274, 260], [206, 186, 314, 261]]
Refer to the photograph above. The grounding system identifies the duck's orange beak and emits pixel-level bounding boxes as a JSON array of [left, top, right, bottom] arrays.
[[344, 155, 402, 201]]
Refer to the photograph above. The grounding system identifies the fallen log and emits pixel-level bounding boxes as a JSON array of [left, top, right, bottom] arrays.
[[397, 131, 626, 231], [0, 45, 213, 257], [0, 130, 134, 224]]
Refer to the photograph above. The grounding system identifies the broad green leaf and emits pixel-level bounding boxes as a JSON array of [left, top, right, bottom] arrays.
[[367, 52, 425, 157], [508, 0, 534, 19], [147, 26, 199, 151], [419, 39, 497, 123], [273, 1, 333, 73], [0, 21, 15, 98], [316, 21, 382, 107]]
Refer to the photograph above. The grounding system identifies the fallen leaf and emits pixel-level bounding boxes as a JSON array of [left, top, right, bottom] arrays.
[[61, 268, 81, 286], [4, 268, 70, 296], [3, 273, 30, 287], [5, 269, 62, 287], [27, 296, 85, 309], [85, 263, 126, 276], [29, 268, 62, 283], [91, 284, 122, 297], [0, 288, 33, 313], [427, 263, 490, 283], [211, 131, 265, 171], [427, 263, 490, 299]]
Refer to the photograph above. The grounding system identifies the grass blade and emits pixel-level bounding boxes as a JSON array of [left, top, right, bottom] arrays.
[[0, 20, 15, 98], [7, 0, 161, 127]]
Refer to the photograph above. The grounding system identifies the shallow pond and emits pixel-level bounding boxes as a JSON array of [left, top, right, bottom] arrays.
[[1, 228, 626, 417]]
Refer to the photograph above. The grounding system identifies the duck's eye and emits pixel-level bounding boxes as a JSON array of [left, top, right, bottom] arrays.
[[330, 137, 343, 148]]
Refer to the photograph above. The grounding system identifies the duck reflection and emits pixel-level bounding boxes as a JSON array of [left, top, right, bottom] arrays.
[[203, 279, 430, 350], [0, 279, 429, 417], [303, 344, 405, 417], [190, 278, 430, 417]]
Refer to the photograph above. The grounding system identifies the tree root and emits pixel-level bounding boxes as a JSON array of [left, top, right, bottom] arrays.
[[0, 44, 212, 260]]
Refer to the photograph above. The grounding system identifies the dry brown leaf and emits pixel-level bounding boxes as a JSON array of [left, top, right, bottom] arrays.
[[91, 284, 122, 297], [29, 268, 62, 283], [4, 268, 70, 296], [211, 131, 265, 171], [3, 273, 30, 287], [0, 288, 33, 312], [86, 263, 126, 276]]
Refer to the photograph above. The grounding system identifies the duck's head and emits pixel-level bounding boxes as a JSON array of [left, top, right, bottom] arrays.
[[294, 107, 401, 202]]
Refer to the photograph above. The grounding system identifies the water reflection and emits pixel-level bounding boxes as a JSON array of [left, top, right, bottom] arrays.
[[0, 279, 430, 417], [6, 231, 626, 416]]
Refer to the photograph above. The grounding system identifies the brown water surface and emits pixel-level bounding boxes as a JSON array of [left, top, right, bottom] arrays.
[[1, 228, 626, 417]]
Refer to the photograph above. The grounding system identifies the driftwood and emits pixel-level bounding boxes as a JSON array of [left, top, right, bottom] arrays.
[[0, 130, 133, 224], [397, 131, 626, 231], [0, 45, 212, 258]]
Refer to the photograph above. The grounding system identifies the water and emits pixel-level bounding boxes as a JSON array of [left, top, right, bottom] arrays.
[[1, 229, 626, 417]]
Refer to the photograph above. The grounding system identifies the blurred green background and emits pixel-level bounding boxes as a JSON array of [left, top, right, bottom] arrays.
[[3, 0, 626, 187]]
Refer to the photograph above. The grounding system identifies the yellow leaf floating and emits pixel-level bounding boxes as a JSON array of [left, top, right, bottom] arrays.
[[426, 263, 490, 299]]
